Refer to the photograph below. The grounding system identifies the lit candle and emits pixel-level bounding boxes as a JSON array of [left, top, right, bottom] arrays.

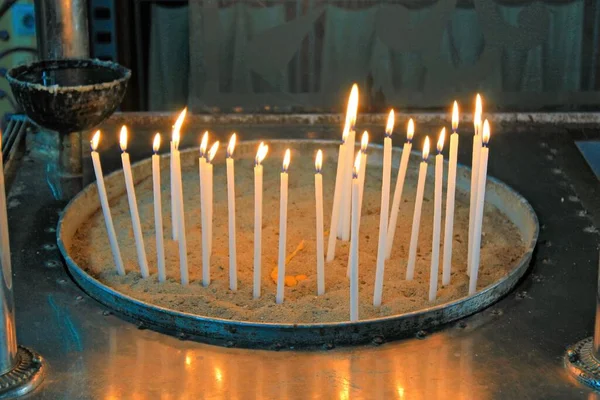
[[152, 133, 166, 282], [429, 128, 445, 302], [469, 120, 491, 295], [253, 142, 269, 299], [340, 84, 359, 241], [314, 150, 325, 295], [386, 119, 415, 259], [468, 94, 483, 276], [202, 141, 219, 287], [276, 149, 291, 304], [373, 110, 394, 306], [347, 132, 368, 278], [442, 102, 460, 285], [326, 129, 349, 262], [349, 152, 361, 322], [199, 132, 209, 251], [119, 126, 149, 278], [406, 137, 430, 281], [173, 123, 189, 285], [226, 134, 238, 291], [89, 131, 125, 275], [171, 108, 186, 240]]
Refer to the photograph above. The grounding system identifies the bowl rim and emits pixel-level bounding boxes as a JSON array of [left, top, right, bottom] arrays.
[[5, 58, 131, 92]]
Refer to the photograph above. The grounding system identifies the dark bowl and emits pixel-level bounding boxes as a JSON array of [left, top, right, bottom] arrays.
[[6, 59, 131, 133]]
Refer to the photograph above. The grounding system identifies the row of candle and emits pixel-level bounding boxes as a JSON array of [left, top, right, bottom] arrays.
[[89, 89, 491, 322]]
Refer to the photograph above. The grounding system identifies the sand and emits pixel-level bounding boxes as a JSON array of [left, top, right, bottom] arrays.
[[70, 149, 525, 324]]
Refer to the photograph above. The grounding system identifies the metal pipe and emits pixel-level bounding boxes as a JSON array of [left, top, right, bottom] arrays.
[[593, 256, 600, 360], [34, 0, 89, 59]]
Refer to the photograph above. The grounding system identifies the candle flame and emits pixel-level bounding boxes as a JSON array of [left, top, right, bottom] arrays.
[[423, 136, 430, 161], [353, 151, 361, 178], [474, 94, 482, 129], [437, 127, 445, 153], [91, 130, 100, 151], [227, 133, 236, 158], [482, 119, 491, 145], [153, 133, 161, 153], [173, 107, 187, 137], [407, 118, 415, 141], [315, 149, 323, 173], [208, 141, 219, 163], [385, 109, 394, 137], [452, 101, 459, 132], [345, 84, 359, 131], [255, 142, 268, 165], [200, 131, 209, 156], [360, 131, 369, 153], [119, 125, 128, 152], [282, 149, 291, 173]]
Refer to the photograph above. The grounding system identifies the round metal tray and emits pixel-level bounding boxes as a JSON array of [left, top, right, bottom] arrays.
[[57, 139, 538, 349]]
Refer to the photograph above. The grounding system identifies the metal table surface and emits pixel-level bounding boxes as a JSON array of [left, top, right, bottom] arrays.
[[6, 113, 600, 399]]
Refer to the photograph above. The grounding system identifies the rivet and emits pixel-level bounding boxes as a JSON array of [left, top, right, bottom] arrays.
[[42, 243, 57, 251]]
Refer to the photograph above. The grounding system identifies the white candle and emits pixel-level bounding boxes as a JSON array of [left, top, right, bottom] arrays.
[[468, 94, 483, 276], [429, 129, 445, 302], [199, 132, 209, 252], [442, 102, 460, 285], [226, 134, 238, 291], [469, 120, 491, 295], [0, 130, 10, 286], [386, 119, 415, 259], [406, 137, 430, 281], [119, 126, 149, 278], [276, 149, 291, 304], [170, 141, 178, 241], [326, 133, 347, 262], [253, 142, 269, 299], [202, 141, 219, 287], [347, 133, 368, 278], [315, 150, 325, 295], [373, 110, 394, 306], [152, 134, 166, 282], [90, 132, 125, 276], [173, 125, 188, 285], [170, 108, 187, 241], [349, 153, 361, 322], [340, 84, 359, 241]]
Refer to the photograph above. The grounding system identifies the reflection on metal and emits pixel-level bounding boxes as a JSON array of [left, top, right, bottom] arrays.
[[565, 256, 600, 390], [0, 346, 45, 399], [33, 0, 89, 59], [57, 139, 538, 349]]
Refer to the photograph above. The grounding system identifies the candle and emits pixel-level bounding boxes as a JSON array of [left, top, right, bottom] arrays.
[[202, 141, 219, 287], [349, 152, 361, 322], [347, 132, 368, 278], [326, 129, 348, 262], [406, 137, 430, 281], [89, 132, 125, 276], [0, 130, 10, 285], [253, 142, 269, 299], [171, 108, 187, 240], [199, 132, 209, 251], [226, 134, 238, 291], [468, 94, 483, 276], [442, 102, 460, 285], [340, 84, 359, 241], [429, 128, 445, 302], [386, 119, 415, 259], [314, 150, 325, 295], [469, 120, 491, 295], [119, 126, 150, 278], [373, 110, 394, 306], [152, 133, 166, 282], [173, 124, 189, 285], [276, 149, 291, 304]]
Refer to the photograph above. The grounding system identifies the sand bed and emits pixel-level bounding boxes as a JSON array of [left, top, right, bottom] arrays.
[[70, 147, 525, 323]]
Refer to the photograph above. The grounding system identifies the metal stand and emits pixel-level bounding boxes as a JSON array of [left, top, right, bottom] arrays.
[[0, 347, 44, 399], [565, 256, 600, 389], [33, 0, 90, 200]]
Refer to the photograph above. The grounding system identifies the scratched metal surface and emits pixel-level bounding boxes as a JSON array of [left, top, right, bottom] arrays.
[[6, 114, 600, 399]]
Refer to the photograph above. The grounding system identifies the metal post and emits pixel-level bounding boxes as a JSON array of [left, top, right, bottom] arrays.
[[565, 254, 600, 390], [34, 0, 90, 200]]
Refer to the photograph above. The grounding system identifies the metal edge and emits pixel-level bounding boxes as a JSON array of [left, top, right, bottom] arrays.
[[56, 139, 539, 349]]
